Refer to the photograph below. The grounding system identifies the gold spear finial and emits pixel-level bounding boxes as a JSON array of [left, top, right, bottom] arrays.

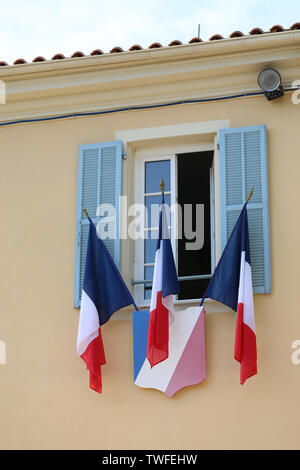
[[82, 205, 90, 219], [160, 178, 165, 193], [246, 187, 254, 204]]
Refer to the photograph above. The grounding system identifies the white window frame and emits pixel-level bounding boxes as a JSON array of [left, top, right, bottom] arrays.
[[134, 148, 216, 307], [134, 154, 176, 306]]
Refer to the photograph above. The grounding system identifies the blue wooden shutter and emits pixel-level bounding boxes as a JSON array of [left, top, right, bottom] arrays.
[[219, 125, 271, 294], [74, 141, 122, 307]]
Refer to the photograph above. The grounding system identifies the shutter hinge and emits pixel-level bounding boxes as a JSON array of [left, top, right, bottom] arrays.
[[122, 152, 127, 160], [216, 142, 220, 150]]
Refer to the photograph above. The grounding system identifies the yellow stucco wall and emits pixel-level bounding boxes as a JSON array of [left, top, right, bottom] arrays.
[[0, 90, 300, 449]]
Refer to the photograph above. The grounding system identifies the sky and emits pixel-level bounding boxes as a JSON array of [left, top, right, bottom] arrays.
[[0, 0, 299, 64]]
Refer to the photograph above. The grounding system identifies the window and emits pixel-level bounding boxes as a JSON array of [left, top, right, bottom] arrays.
[[74, 122, 271, 310], [144, 159, 172, 300], [177, 151, 214, 300], [134, 150, 215, 305]]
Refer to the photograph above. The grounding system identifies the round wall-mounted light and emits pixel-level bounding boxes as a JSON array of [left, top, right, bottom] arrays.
[[258, 68, 284, 100]]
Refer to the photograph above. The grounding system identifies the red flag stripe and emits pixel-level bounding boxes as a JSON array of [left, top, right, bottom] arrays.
[[235, 252, 257, 384], [80, 327, 106, 393], [146, 198, 178, 368], [234, 302, 244, 363], [147, 291, 169, 368]]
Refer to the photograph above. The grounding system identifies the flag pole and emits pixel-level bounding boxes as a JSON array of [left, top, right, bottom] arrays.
[[82, 205, 90, 219], [246, 187, 254, 204], [160, 178, 165, 194]]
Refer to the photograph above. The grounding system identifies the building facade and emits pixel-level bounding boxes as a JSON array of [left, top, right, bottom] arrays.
[[0, 26, 300, 449]]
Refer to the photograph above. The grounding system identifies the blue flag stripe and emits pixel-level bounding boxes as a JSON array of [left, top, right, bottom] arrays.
[[156, 193, 179, 298], [133, 310, 150, 381], [83, 218, 138, 325], [200, 203, 250, 311], [89, 219, 138, 311]]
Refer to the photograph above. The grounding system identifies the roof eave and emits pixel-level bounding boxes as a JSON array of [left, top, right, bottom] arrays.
[[1, 29, 300, 80]]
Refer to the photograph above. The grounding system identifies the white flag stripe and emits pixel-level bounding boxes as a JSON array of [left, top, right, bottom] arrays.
[[77, 290, 99, 356], [150, 234, 174, 324], [149, 248, 162, 313], [237, 252, 245, 305], [135, 307, 203, 392], [162, 293, 175, 326], [243, 261, 255, 333], [160, 201, 175, 322], [237, 251, 255, 333]]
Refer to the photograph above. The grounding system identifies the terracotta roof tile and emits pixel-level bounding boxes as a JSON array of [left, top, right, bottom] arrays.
[[269, 25, 285, 32], [249, 27, 264, 35], [71, 51, 85, 58], [291, 22, 300, 30], [188, 37, 203, 43], [32, 56, 46, 62], [90, 49, 104, 55], [230, 31, 244, 38], [1, 23, 299, 66], [149, 42, 163, 49], [209, 34, 224, 40], [109, 46, 123, 53], [51, 53, 65, 60], [129, 44, 143, 51], [13, 58, 27, 64], [168, 40, 183, 46]]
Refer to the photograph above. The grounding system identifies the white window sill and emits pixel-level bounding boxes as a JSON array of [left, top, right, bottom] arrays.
[[112, 298, 233, 321]]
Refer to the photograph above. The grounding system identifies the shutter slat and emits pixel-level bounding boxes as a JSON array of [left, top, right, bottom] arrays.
[[79, 223, 89, 299], [220, 125, 271, 295], [81, 147, 99, 218], [225, 132, 243, 205], [74, 141, 122, 307], [244, 131, 263, 204]]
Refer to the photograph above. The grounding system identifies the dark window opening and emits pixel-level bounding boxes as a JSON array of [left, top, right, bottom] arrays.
[[177, 151, 214, 300]]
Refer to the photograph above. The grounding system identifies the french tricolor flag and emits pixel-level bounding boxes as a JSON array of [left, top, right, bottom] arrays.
[[202, 203, 257, 384], [77, 217, 137, 393], [147, 193, 179, 368]]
